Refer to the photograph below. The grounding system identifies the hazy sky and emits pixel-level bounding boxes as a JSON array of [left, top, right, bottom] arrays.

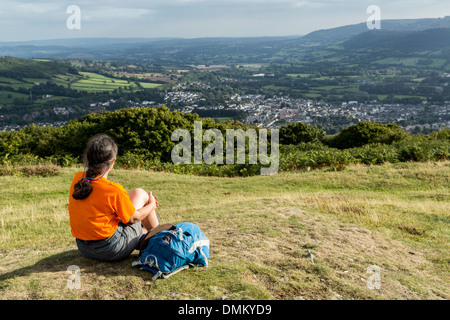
[[0, 0, 448, 41]]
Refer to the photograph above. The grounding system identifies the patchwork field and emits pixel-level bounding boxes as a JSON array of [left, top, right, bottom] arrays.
[[0, 70, 162, 107], [62, 72, 162, 93]]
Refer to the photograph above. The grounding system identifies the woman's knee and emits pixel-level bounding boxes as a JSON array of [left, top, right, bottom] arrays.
[[129, 188, 149, 209]]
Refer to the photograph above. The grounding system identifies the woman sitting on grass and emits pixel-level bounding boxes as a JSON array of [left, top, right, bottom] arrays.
[[68, 134, 159, 262]]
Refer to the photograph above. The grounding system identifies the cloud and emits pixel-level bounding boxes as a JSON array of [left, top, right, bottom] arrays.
[[0, 1, 62, 17], [294, 1, 326, 8], [0, 0, 448, 41], [83, 8, 154, 21]]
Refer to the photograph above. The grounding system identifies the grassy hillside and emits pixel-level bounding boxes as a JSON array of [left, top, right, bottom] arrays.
[[0, 162, 448, 300], [0, 56, 76, 79]]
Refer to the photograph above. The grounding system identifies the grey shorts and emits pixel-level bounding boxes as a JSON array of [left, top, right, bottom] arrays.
[[76, 222, 143, 262]]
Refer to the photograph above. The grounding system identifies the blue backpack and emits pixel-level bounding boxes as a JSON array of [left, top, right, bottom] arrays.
[[132, 222, 210, 281]]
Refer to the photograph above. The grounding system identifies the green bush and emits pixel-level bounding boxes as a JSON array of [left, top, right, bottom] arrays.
[[396, 139, 449, 162], [279, 133, 448, 173], [328, 122, 409, 149], [426, 127, 450, 142], [348, 144, 399, 165], [279, 122, 325, 145], [116, 152, 147, 170]]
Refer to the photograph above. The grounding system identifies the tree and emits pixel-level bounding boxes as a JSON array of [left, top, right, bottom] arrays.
[[279, 122, 325, 145], [329, 122, 409, 149]]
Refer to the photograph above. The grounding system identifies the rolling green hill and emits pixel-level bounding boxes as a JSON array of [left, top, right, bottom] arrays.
[[0, 56, 77, 79]]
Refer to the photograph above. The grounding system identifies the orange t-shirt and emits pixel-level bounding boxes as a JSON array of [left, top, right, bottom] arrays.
[[68, 171, 136, 241]]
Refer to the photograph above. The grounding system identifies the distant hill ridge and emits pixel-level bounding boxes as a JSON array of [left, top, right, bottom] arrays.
[[0, 17, 449, 60], [299, 16, 450, 45], [343, 28, 450, 51]]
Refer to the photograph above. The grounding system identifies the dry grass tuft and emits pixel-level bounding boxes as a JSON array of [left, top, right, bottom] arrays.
[[0, 164, 61, 177]]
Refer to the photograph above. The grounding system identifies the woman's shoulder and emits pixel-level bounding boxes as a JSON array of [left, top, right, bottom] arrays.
[[100, 178, 128, 194]]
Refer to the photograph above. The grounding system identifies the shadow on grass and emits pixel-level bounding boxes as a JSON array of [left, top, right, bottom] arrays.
[[0, 249, 149, 284]]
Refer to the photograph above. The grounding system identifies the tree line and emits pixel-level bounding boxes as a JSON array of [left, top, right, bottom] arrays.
[[0, 107, 448, 177]]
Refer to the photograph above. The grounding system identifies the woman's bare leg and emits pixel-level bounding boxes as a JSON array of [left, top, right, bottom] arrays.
[[129, 188, 160, 233]]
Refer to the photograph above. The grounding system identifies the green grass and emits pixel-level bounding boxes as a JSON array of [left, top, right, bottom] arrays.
[[374, 57, 421, 66], [0, 162, 449, 300], [287, 73, 312, 78], [377, 94, 427, 101], [0, 91, 29, 104], [69, 72, 132, 93], [34, 96, 72, 104], [0, 76, 37, 90], [311, 86, 359, 93], [374, 57, 447, 68], [22, 78, 49, 84], [303, 93, 322, 98], [139, 82, 162, 89], [0, 76, 24, 84]]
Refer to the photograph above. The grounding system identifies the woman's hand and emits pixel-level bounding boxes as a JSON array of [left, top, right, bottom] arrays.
[[147, 191, 159, 208]]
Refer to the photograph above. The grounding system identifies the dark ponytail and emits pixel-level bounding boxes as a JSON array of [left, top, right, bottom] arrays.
[[72, 179, 93, 200], [72, 134, 118, 200]]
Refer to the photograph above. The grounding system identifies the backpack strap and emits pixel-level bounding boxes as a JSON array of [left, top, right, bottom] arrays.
[[139, 223, 174, 256], [161, 265, 190, 280]]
